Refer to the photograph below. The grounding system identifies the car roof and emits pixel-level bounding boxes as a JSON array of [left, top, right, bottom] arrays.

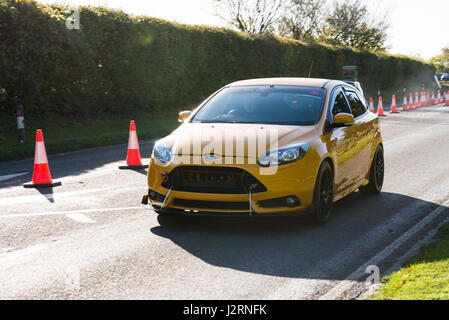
[[228, 77, 339, 88]]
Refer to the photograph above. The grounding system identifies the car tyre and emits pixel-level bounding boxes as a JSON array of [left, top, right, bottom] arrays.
[[360, 145, 384, 195], [310, 161, 334, 225]]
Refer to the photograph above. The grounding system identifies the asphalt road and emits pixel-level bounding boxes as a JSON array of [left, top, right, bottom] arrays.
[[1, 104, 449, 300]]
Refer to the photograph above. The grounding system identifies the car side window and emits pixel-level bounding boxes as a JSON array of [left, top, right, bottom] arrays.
[[331, 91, 352, 119], [345, 90, 366, 118], [355, 90, 369, 110]]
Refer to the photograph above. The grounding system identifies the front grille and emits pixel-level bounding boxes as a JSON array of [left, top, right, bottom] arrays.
[[162, 166, 267, 194], [172, 198, 250, 210]]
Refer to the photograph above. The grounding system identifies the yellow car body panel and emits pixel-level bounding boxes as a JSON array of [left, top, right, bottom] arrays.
[[146, 78, 383, 215]]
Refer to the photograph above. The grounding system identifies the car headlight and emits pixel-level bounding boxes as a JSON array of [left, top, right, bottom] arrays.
[[258, 144, 309, 167], [152, 142, 172, 163]]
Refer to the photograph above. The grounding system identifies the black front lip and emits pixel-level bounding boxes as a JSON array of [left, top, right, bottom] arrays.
[[150, 204, 308, 217], [142, 191, 306, 217]]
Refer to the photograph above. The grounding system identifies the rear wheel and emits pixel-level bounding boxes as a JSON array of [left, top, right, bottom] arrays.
[[310, 161, 334, 225], [360, 145, 384, 195]]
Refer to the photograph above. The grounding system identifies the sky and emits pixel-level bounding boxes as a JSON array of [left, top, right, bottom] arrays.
[[39, 0, 449, 60]]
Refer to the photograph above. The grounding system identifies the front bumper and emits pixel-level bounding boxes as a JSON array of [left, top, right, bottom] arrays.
[[141, 195, 309, 217], [145, 158, 319, 215]]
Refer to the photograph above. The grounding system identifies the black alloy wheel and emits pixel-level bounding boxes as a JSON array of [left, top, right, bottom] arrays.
[[311, 161, 334, 225]]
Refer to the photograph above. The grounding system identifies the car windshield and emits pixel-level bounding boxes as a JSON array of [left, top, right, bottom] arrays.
[[192, 85, 326, 125]]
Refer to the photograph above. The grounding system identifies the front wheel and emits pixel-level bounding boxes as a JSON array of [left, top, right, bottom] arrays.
[[310, 161, 334, 225], [360, 145, 384, 195]]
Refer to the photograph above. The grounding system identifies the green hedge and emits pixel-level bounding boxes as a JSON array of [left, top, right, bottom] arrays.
[[0, 0, 436, 118]]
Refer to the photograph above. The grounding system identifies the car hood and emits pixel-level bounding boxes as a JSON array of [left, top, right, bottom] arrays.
[[160, 122, 318, 159]]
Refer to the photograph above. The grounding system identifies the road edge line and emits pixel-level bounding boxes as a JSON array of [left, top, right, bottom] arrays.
[[318, 201, 449, 300]]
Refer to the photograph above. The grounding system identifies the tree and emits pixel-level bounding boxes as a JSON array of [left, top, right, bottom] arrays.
[[277, 0, 327, 42], [213, 0, 283, 36], [430, 48, 449, 73], [319, 0, 389, 51]]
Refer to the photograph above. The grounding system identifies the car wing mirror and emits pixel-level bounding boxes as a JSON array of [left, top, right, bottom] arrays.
[[178, 110, 192, 123], [333, 112, 354, 127]]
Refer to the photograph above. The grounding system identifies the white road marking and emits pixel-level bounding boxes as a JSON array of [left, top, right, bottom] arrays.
[[357, 216, 449, 300], [0, 244, 45, 264], [319, 201, 449, 300], [0, 206, 144, 218], [66, 213, 95, 224], [0, 172, 28, 182], [0, 185, 142, 206]]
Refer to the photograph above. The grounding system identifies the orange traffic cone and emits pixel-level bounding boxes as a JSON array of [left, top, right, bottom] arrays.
[[369, 97, 375, 113], [420, 92, 425, 107], [409, 93, 414, 110], [431, 91, 436, 105], [402, 94, 408, 111], [414, 92, 420, 108], [445, 91, 449, 106], [437, 90, 442, 104], [390, 94, 399, 113], [23, 130, 61, 188], [377, 96, 386, 116], [119, 120, 147, 169]]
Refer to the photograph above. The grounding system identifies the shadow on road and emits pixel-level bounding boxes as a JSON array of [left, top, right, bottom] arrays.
[[119, 168, 148, 176], [150, 191, 447, 280], [35, 187, 55, 203], [0, 141, 155, 188]]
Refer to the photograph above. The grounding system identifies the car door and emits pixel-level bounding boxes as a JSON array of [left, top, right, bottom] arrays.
[[326, 87, 360, 194], [343, 88, 373, 181]]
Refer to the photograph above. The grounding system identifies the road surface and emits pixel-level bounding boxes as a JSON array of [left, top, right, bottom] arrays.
[[1, 104, 449, 299]]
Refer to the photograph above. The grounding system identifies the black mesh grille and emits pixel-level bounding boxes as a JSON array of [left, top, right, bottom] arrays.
[[162, 166, 267, 194], [172, 198, 250, 210]]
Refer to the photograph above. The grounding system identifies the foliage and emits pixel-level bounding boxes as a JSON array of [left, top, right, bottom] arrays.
[[319, 0, 389, 52], [0, 0, 435, 123], [213, 0, 283, 36], [277, 0, 326, 42], [430, 48, 449, 73]]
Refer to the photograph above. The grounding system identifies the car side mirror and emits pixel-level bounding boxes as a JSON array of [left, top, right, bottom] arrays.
[[178, 110, 192, 123], [333, 112, 354, 127]]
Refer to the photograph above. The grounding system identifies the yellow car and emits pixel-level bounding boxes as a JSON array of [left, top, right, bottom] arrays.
[[143, 78, 384, 224]]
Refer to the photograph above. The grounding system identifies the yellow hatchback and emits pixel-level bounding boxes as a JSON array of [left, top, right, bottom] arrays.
[[143, 78, 384, 224]]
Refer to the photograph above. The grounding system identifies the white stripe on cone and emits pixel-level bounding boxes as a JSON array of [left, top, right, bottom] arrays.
[[34, 142, 48, 164], [128, 130, 139, 150]]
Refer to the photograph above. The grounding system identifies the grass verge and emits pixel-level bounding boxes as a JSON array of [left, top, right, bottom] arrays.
[[0, 111, 180, 162], [369, 222, 449, 300]]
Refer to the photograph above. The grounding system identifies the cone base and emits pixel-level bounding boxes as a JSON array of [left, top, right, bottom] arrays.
[[23, 181, 62, 188], [119, 165, 148, 170]]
